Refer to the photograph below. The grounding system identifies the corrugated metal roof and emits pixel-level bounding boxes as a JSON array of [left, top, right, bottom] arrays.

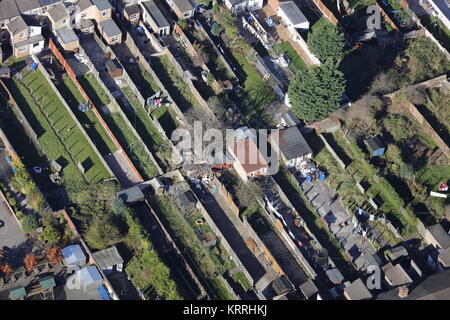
[[278, 126, 312, 160], [9, 286, 26, 300]]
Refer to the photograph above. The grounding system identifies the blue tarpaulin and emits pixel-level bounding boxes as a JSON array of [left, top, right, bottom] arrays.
[[97, 285, 111, 300], [306, 175, 312, 183]]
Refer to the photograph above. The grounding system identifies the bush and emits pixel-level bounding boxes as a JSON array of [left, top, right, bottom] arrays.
[[84, 213, 123, 250], [41, 225, 62, 244], [21, 214, 39, 234]]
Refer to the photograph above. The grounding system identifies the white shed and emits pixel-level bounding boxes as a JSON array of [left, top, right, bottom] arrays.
[[278, 1, 310, 31]]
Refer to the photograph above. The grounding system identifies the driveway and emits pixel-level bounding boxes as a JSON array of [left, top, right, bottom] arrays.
[[0, 192, 26, 251]]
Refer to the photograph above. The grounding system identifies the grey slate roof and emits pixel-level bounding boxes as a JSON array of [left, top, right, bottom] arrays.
[[431, 0, 450, 21], [142, 0, 170, 28], [7, 15, 27, 35], [48, 2, 68, 23], [427, 223, 450, 249], [278, 126, 312, 160], [344, 278, 373, 300], [99, 18, 121, 37], [299, 280, 318, 299], [0, 0, 20, 22], [15, 0, 41, 13], [173, 0, 195, 13], [92, 246, 124, 269], [278, 1, 308, 27], [124, 3, 140, 16], [92, 0, 112, 11], [382, 262, 413, 287]]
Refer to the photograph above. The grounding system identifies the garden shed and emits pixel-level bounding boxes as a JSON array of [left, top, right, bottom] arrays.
[[365, 136, 385, 157], [62, 244, 87, 268]]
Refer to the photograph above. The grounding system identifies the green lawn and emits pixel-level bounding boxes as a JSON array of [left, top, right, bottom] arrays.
[[230, 51, 276, 127], [275, 42, 307, 73], [6, 69, 111, 186], [56, 75, 118, 155], [121, 86, 173, 170], [151, 55, 200, 112], [77, 74, 159, 180]]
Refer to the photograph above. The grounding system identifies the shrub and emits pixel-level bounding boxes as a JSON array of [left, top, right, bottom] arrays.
[[21, 214, 39, 234], [41, 225, 62, 244]]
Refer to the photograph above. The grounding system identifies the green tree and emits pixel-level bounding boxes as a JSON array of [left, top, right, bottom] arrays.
[[288, 62, 346, 121], [211, 23, 222, 37], [85, 213, 123, 250], [384, 144, 403, 168], [307, 18, 345, 63], [21, 214, 39, 234], [41, 225, 62, 244]]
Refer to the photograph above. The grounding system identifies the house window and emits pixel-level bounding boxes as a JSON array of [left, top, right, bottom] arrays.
[[33, 42, 40, 48], [18, 45, 27, 53], [184, 12, 190, 17], [42, 18, 48, 26], [63, 19, 67, 24], [130, 14, 137, 20], [81, 13, 87, 18], [102, 11, 107, 17], [19, 32, 25, 39], [111, 36, 118, 42]]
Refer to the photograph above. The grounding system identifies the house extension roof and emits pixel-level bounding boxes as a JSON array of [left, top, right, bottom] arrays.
[[142, 0, 170, 29], [277, 126, 312, 160], [278, 1, 308, 27], [48, 2, 68, 23], [92, 246, 124, 269], [56, 27, 78, 44], [99, 19, 121, 37], [427, 223, 450, 249], [232, 138, 268, 174]]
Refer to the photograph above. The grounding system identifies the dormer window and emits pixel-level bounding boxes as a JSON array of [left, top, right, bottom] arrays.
[[19, 32, 25, 39]]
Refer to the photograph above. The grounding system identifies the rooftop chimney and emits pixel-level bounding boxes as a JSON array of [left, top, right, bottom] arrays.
[[398, 285, 409, 299]]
